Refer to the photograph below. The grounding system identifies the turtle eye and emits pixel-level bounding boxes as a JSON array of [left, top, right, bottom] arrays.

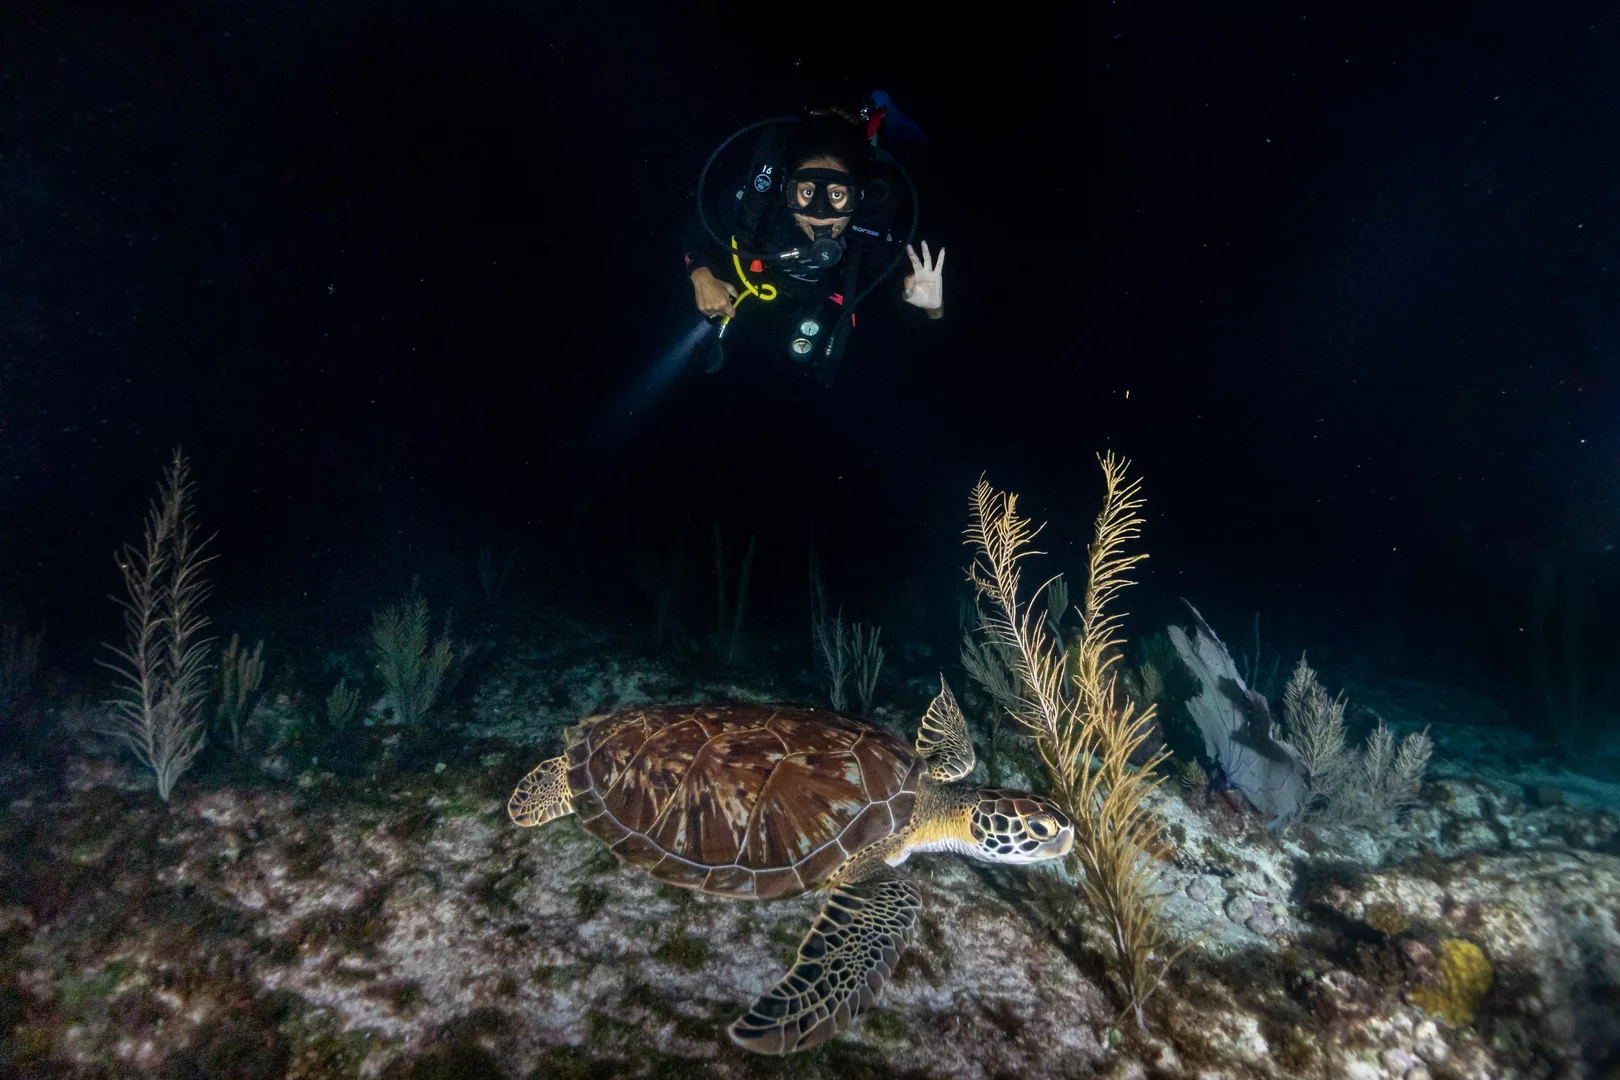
[[1028, 814, 1056, 840]]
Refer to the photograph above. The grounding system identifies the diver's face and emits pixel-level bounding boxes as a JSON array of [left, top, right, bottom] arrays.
[[791, 155, 852, 239]]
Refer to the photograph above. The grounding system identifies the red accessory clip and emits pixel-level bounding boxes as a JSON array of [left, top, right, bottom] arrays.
[[829, 292, 844, 305], [749, 259, 764, 273], [865, 106, 886, 142]]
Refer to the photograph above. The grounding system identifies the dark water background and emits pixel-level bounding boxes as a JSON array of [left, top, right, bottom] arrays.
[[2, 2, 1617, 747]]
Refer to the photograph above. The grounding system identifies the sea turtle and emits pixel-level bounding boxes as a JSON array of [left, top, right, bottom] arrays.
[[508, 681, 1073, 1055]]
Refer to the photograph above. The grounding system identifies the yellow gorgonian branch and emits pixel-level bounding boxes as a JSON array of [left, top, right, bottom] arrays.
[[965, 454, 1187, 1027]]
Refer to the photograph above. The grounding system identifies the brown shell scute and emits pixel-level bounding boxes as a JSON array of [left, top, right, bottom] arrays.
[[566, 705, 921, 899]]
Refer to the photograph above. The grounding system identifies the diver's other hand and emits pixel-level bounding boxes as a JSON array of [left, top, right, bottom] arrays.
[[691, 267, 739, 319], [902, 241, 945, 314]]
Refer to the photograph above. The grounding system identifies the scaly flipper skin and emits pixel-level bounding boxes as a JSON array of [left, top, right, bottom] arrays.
[[728, 870, 922, 1055], [508, 755, 573, 827], [914, 677, 976, 782]]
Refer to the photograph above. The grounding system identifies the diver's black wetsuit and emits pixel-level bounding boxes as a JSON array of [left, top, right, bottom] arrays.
[[681, 170, 914, 381]]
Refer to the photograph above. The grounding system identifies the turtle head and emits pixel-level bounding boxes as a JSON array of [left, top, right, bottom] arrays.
[[967, 788, 1074, 864]]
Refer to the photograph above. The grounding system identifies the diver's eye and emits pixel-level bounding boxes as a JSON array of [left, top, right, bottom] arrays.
[[828, 187, 847, 205], [1028, 815, 1055, 840], [797, 184, 815, 206]]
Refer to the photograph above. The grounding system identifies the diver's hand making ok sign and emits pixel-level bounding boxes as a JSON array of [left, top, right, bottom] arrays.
[[902, 241, 945, 315]]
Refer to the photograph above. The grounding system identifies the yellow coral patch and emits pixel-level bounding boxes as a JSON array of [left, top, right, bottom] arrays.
[[1411, 938, 1492, 1027]]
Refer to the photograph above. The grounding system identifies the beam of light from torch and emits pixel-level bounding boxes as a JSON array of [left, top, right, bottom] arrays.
[[600, 318, 714, 441]]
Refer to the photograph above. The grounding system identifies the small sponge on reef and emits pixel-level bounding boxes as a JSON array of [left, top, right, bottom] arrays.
[[1364, 900, 1410, 936], [1410, 938, 1493, 1027]]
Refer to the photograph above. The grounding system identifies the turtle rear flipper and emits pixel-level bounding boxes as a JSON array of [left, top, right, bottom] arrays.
[[729, 871, 922, 1055], [508, 755, 573, 827]]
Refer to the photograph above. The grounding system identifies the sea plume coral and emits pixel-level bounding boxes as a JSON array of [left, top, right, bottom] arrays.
[[964, 454, 1188, 1027], [1280, 655, 1431, 826], [99, 449, 215, 801]]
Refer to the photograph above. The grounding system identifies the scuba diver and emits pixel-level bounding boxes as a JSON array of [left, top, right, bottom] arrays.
[[682, 95, 945, 382]]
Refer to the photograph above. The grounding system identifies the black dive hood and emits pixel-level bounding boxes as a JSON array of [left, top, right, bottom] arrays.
[[696, 115, 919, 304]]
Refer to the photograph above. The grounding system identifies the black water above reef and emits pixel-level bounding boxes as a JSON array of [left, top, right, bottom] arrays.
[[3, 0, 1618, 724], [0, 1, 1614, 730], [3, 2, 1620, 1077]]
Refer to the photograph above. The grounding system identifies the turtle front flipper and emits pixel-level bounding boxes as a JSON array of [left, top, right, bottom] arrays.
[[508, 755, 574, 827], [728, 871, 922, 1055], [914, 676, 976, 782]]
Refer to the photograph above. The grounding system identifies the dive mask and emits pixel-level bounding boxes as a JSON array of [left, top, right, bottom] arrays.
[[785, 167, 860, 219]]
